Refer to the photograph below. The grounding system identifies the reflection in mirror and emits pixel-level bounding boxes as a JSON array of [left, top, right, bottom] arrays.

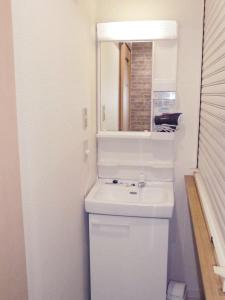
[[100, 40, 177, 132], [100, 41, 152, 132], [122, 42, 152, 131]]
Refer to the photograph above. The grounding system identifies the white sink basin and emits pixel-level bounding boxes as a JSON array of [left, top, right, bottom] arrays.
[[85, 180, 174, 218]]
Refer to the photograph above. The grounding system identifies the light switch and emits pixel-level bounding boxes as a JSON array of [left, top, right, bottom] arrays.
[[102, 105, 106, 122]]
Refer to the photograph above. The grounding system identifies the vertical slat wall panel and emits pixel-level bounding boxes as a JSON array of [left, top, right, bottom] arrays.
[[198, 0, 225, 285]]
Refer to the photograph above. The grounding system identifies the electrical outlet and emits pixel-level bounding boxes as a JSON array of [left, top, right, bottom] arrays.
[[83, 139, 90, 161]]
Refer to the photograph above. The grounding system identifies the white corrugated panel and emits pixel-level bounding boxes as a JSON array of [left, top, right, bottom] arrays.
[[197, 0, 225, 291]]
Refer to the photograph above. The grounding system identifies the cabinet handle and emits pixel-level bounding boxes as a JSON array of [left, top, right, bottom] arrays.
[[91, 222, 130, 233], [92, 222, 129, 228]]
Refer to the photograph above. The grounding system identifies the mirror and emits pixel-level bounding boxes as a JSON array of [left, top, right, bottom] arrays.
[[97, 21, 178, 132]]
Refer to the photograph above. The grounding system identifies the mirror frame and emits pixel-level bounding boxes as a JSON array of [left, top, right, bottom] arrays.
[[97, 20, 178, 135]]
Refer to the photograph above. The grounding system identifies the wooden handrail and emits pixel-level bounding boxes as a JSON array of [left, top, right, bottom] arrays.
[[185, 175, 225, 300]]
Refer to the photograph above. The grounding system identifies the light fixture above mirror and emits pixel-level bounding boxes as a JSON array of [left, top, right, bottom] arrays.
[[97, 21, 178, 41]]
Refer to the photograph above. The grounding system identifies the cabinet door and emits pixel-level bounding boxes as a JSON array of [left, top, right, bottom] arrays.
[[89, 214, 169, 300]]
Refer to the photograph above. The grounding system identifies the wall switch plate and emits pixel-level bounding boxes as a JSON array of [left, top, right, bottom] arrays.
[[82, 107, 88, 129]]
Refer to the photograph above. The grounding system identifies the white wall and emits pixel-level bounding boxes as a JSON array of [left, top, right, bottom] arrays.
[[11, 1, 96, 299], [152, 40, 177, 91], [95, 0, 204, 298], [0, 0, 28, 298], [100, 42, 119, 131]]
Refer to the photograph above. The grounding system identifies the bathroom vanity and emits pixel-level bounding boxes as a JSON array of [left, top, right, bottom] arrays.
[[85, 20, 177, 300], [85, 131, 175, 300], [86, 180, 174, 300]]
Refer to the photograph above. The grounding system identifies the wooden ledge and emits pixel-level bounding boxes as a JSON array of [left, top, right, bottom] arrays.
[[185, 176, 225, 300]]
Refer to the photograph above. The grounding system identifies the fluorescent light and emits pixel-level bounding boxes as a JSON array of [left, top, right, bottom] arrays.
[[97, 21, 177, 41]]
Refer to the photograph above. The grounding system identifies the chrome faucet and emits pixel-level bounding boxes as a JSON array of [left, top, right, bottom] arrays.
[[138, 181, 146, 188], [138, 173, 146, 188]]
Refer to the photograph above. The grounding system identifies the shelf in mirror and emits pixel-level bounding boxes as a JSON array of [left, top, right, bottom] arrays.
[[97, 159, 174, 169]]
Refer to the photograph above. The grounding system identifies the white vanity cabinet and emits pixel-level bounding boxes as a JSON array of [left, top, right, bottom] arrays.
[[88, 19, 177, 300], [89, 213, 169, 300]]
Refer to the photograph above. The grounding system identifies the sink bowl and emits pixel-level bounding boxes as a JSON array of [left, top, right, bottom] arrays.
[[85, 180, 174, 218]]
